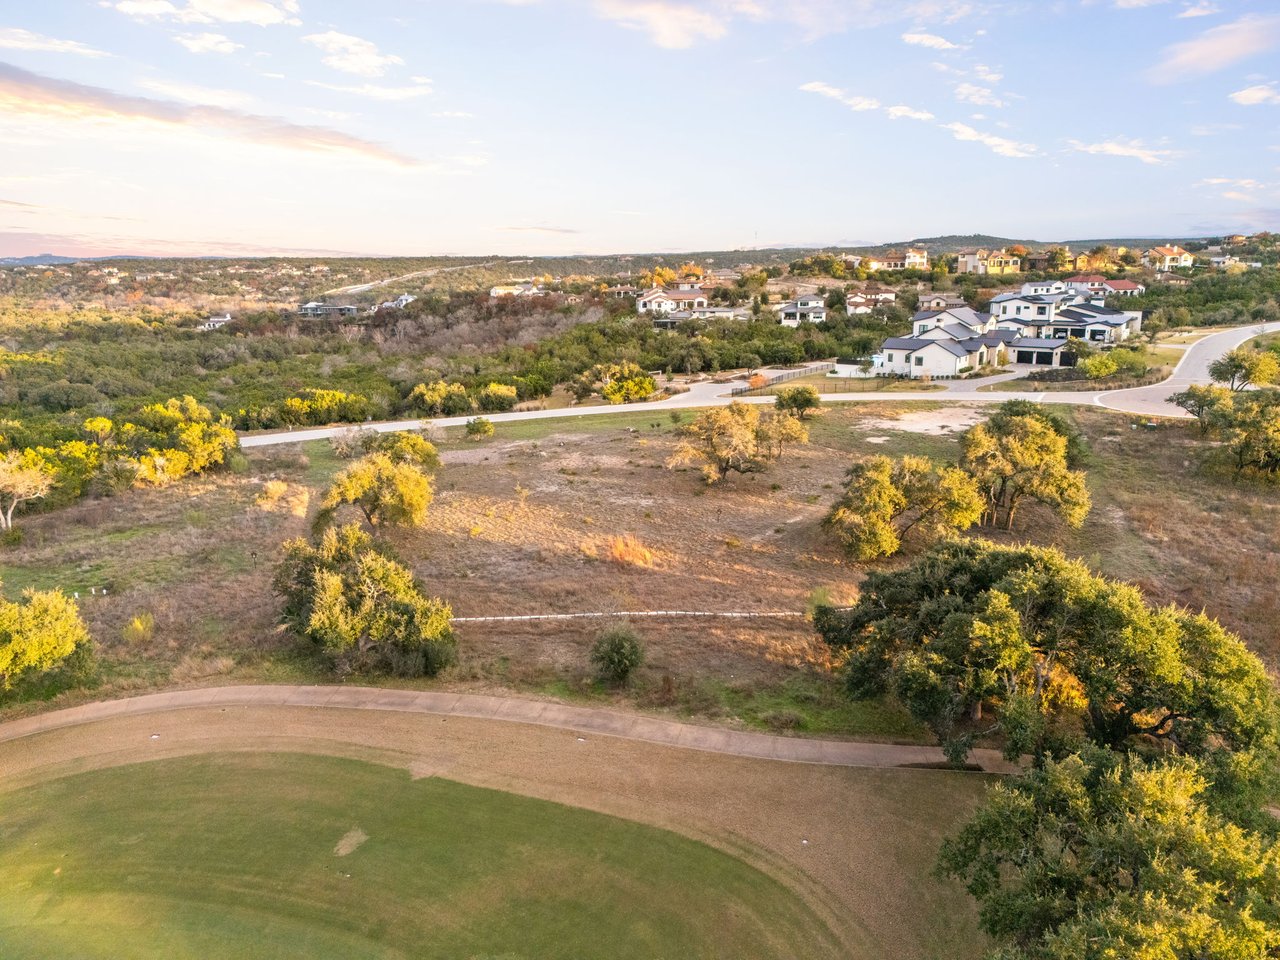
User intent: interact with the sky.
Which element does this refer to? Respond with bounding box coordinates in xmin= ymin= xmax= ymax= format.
xmin=0 ymin=0 xmax=1278 ymax=258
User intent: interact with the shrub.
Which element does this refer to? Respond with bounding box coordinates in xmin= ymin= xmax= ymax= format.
xmin=475 ymin=383 xmax=518 ymax=413
xmin=122 ymin=612 xmax=155 ymax=646
xmin=465 ymin=417 xmax=494 ymax=440
xmin=590 ymin=625 xmax=645 ymax=686
xmin=605 ymin=533 xmax=657 ymax=568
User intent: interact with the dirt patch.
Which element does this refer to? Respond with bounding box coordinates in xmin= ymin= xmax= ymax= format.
xmin=334 ymin=826 xmax=369 ymax=856
xmin=861 ymin=407 xmax=985 ymax=435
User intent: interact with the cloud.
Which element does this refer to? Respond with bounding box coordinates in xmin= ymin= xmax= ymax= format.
xmin=901 ymin=31 xmax=959 ymax=49
xmin=1067 ymin=137 xmax=1177 ymax=164
xmin=500 ymin=225 xmax=581 ymax=235
xmin=0 ymin=28 xmax=109 ymax=58
xmin=972 ymin=63 xmax=1001 ymax=83
xmin=886 ymin=104 xmax=934 ymax=121
xmin=953 ymin=82 xmax=1005 ymax=107
xmin=110 ymin=0 xmax=301 ymax=26
xmin=134 ymin=76 xmax=253 ymax=108
xmin=1200 ymin=177 xmax=1264 ymax=189
xmin=802 ymin=80 xmax=1034 ymax=158
xmin=1146 ymin=14 xmax=1280 ymax=83
xmin=1230 ymin=83 xmax=1280 ymax=105
xmin=942 ymin=122 xmax=1036 ymax=158
xmin=432 ymin=110 xmax=474 ymax=118
xmin=0 ymin=198 xmax=40 ymax=209
xmin=798 ymin=81 xmax=879 ymax=111
xmin=173 ymin=32 xmax=242 ymax=54
xmin=587 ymin=1 xmax=986 ymax=48
xmin=306 ymin=79 xmax=433 ymax=101
xmin=1177 ymin=2 xmax=1218 ymax=17
xmin=0 ymin=61 xmax=415 ymax=165
xmin=590 ymin=0 xmax=727 ymax=49
xmin=302 ymin=31 xmax=404 ymax=77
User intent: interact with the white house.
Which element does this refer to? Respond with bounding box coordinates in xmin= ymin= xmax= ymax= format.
xmin=490 ymin=282 xmax=547 ymax=298
xmin=299 ymin=301 xmax=358 ymax=318
xmin=197 ymin=313 xmax=231 ymax=331
xmin=1100 ymin=279 xmax=1145 ymax=297
xmin=865 ymin=248 xmax=929 ymax=271
xmin=637 ymin=287 xmax=709 ymax=315
xmin=991 ymin=292 xmax=1142 ymax=343
xmin=776 ymin=295 xmax=827 ymax=327
xmin=651 ymin=306 xmax=740 ymax=328
xmin=1142 ymin=245 xmax=1194 ymax=271
xmin=1021 ymin=280 xmax=1068 ymax=295
xmin=918 ymin=292 xmax=969 ymax=311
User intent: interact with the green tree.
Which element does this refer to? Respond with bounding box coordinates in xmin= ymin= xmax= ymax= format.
xmin=0 ymin=586 xmax=92 ymax=691
xmin=319 ymin=452 xmax=434 ymax=529
xmin=815 ymin=540 xmax=1279 ymax=775
xmin=274 ymin=524 xmax=454 ymax=677
xmin=1169 ymin=384 xmax=1232 ymax=434
xmin=938 ymin=750 xmax=1280 ymax=960
xmin=667 ymin=402 xmax=808 ymax=483
xmin=824 ymin=454 xmax=983 ymax=561
xmin=774 ymin=385 xmax=821 ymax=420
xmin=1209 ymin=347 xmax=1278 ymax=391
xmin=0 ymin=450 xmax=54 ymax=531
xmin=360 ymin=431 xmax=441 ymax=471
xmin=960 ymin=413 xmax=1090 ymax=530
xmin=590 ymin=625 xmax=645 ymax=686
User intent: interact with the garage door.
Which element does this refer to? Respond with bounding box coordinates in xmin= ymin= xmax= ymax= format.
xmin=1035 ymin=351 xmax=1054 ymax=365
xmin=1016 ymin=350 xmax=1035 ymax=364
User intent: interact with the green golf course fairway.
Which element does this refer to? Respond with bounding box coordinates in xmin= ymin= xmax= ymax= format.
xmin=0 ymin=752 xmax=841 ymax=959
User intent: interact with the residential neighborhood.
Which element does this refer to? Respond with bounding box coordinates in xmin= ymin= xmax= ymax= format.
xmin=873 ymin=280 xmax=1144 ymax=378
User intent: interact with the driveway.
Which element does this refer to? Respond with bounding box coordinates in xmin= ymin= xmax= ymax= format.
xmin=239 ymin=322 xmax=1279 ymax=449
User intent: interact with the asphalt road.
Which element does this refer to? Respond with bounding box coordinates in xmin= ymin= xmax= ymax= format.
xmin=239 ymin=322 xmax=1279 ymax=449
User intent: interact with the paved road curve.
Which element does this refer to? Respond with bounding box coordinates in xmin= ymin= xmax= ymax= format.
xmin=239 ymin=322 xmax=1279 ymax=448
xmin=0 ymin=685 xmax=1018 ymax=773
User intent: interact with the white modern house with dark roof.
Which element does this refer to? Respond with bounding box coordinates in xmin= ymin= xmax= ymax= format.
xmin=776 ymin=294 xmax=826 ymax=327
xmin=989 ymin=288 xmax=1142 ymax=344
xmin=874 ymin=289 xmax=1144 ymax=378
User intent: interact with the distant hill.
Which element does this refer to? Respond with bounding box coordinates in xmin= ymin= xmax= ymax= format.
xmin=0 ymin=253 xmax=83 ymax=267
xmin=855 ymin=234 xmax=1208 ymax=254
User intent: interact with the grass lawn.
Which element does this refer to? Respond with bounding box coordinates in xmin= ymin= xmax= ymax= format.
xmin=0 ymin=753 xmax=842 ymax=960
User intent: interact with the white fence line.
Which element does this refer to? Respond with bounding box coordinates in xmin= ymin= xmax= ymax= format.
xmin=451 ymin=610 xmax=810 ymax=624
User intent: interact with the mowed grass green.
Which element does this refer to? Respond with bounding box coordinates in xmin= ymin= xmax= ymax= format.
xmin=0 ymin=753 xmax=842 ymax=960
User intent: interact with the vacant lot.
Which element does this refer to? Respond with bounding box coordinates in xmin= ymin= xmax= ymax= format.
xmin=0 ymin=752 xmax=844 ymax=960
xmin=1 ymin=400 xmax=1276 ymax=725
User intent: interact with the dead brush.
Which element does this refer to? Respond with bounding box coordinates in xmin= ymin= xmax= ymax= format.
xmin=605 ymin=533 xmax=658 ymax=569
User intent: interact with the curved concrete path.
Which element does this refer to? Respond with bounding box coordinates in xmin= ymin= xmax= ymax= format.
xmin=0 ymin=684 xmax=1017 ymax=773
xmin=239 ymin=322 xmax=1280 ymax=448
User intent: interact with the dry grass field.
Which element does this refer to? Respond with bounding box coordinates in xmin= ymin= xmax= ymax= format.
xmin=1 ymin=400 xmax=1276 ymax=724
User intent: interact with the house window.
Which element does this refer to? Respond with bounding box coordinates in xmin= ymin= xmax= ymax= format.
xmin=914 ymin=356 xmax=924 ymax=366
xmin=886 ymin=353 xmax=894 ymax=362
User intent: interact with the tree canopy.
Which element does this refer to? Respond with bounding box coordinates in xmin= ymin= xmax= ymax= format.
xmin=274 ymin=524 xmax=454 ymax=677
xmin=938 ymin=749 xmax=1280 ymax=960
xmin=0 ymin=586 xmax=92 ymax=692
xmin=960 ymin=408 xmax=1090 ymax=530
xmin=824 ymin=454 xmax=982 ymax=561
xmin=815 ymin=539 xmax=1278 ymax=783
xmin=319 ymin=452 xmax=435 ymax=529
xmin=667 ymin=401 xmax=808 ymax=483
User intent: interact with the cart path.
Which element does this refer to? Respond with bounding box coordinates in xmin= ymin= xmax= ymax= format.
xmin=0 ymin=684 xmax=1017 ymax=773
